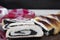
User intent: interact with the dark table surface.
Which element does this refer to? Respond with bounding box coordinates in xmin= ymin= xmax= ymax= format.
xmin=0 ymin=0 xmax=60 ymax=9
xmin=8 ymin=34 xmax=60 ymax=40
xmin=41 ymin=34 xmax=60 ymax=40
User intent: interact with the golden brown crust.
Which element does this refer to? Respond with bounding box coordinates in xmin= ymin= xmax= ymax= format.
xmin=39 ymin=15 xmax=47 ymax=18
xmin=34 ymin=17 xmax=53 ymax=30
xmin=2 ymin=19 xmax=5 ymax=26
xmin=38 ymin=20 xmax=53 ymax=30
xmin=34 ymin=17 xmax=40 ymax=21
xmin=49 ymin=14 xmax=60 ymax=20
xmin=34 ymin=16 xmax=60 ymax=35
xmin=41 ymin=16 xmax=60 ymax=34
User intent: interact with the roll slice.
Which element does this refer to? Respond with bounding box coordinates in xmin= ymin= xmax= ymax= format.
xmin=2 ymin=19 xmax=15 ymax=26
xmin=6 ymin=25 xmax=43 ymax=38
xmin=3 ymin=22 xmax=34 ymax=30
xmin=2 ymin=19 xmax=33 ymax=25
xmin=32 ymin=18 xmax=54 ymax=35
xmin=39 ymin=16 xmax=60 ymax=35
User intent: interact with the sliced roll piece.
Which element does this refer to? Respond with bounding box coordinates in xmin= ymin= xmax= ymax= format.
xmin=3 ymin=21 xmax=34 ymax=30
xmin=6 ymin=25 xmax=44 ymax=38
xmin=2 ymin=19 xmax=34 ymax=30
xmin=37 ymin=16 xmax=60 ymax=35
xmin=2 ymin=19 xmax=15 ymax=26
xmin=32 ymin=18 xmax=54 ymax=36
xmin=2 ymin=19 xmax=33 ymax=25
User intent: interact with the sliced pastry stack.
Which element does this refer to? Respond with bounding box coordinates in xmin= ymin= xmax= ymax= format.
xmin=2 ymin=13 xmax=60 ymax=40
xmin=2 ymin=19 xmax=44 ymax=40
xmin=32 ymin=13 xmax=60 ymax=35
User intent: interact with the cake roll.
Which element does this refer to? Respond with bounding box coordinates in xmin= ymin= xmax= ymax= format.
xmin=6 ymin=25 xmax=43 ymax=40
xmin=3 ymin=21 xmax=34 ymax=30
xmin=2 ymin=19 xmax=34 ymax=30
xmin=2 ymin=19 xmax=15 ymax=26
xmin=33 ymin=16 xmax=50 ymax=24
xmin=2 ymin=19 xmax=34 ymax=25
xmin=32 ymin=18 xmax=54 ymax=36
xmin=38 ymin=16 xmax=60 ymax=35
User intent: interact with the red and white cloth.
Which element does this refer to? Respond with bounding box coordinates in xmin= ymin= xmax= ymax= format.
xmin=0 ymin=30 xmax=6 ymax=40
xmin=0 ymin=6 xmax=8 ymax=23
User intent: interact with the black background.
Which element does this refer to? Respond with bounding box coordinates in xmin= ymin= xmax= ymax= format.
xmin=0 ymin=0 xmax=60 ymax=9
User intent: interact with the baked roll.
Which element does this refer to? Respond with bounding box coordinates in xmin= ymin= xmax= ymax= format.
xmin=3 ymin=20 xmax=34 ymax=30
xmin=32 ymin=17 xmax=54 ymax=36
xmin=38 ymin=16 xmax=60 ymax=35
xmin=6 ymin=25 xmax=43 ymax=39
xmin=2 ymin=19 xmax=34 ymax=30
xmin=2 ymin=19 xmax=33 ymax=25
xmin=2 ymin=19 xmax=15 ymax=26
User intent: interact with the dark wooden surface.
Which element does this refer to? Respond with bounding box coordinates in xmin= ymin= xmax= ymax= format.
xmin=7 ymin=34 xmax=60 ymax=40
xmin=0 ymin=0 xmax=60 ymax=9
xmin=41 ymin=34 xmax=60 ymax=40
